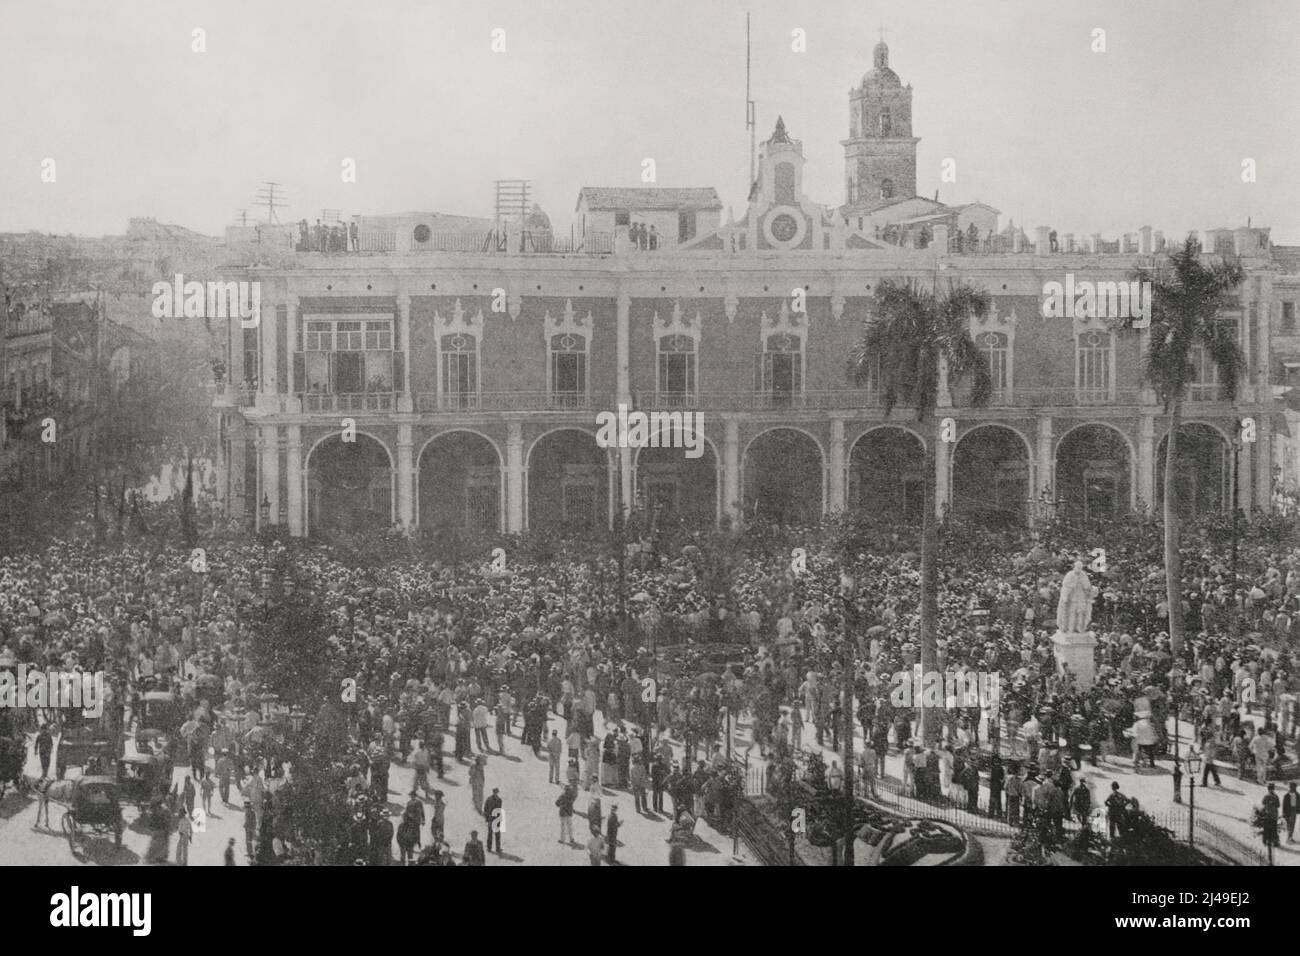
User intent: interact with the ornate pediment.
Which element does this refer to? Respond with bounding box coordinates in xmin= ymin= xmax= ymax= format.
xmin=652 ymin=301 xmax=701 ymax=342
xmin=971 ymin=299 xmax=1018 ymax=341
xmin=433 ymin=299 xmax=484 ymax=338
xmin=760 ymin=299 xmax=807 ymax=341
xmin=543 ymin=299 xmax=593 ymax=341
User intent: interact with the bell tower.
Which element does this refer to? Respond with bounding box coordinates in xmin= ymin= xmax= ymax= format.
xmin=842 ymin=39 xmax=919 ymax=213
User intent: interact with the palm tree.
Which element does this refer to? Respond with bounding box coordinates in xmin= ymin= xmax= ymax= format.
xmin=1127 ymin=236 xmax=1244 ymax=655
xmin=849 ymin=277 xmax=992 ymax=745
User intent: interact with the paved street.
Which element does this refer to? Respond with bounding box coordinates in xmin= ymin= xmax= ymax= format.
xmin=0 ymin=711 xmax=752 ymax=867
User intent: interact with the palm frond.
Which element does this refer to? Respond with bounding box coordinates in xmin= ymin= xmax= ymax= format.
xmin=850 ymin=276 xmax=993 ymax=420
xmin=1133 ymin=234 xmax=1245 ymax=410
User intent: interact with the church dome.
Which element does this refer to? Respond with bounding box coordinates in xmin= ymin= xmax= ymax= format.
xmin=862 ymin=40 xmax=901 ymax=87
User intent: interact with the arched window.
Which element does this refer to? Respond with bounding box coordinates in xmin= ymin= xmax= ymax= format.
xmin=549 ymin=332 xmax=588 ymax=408
xmin=657 ymin=333 xmax=697 ymax=405
xmin=977 ymin=331 xmax=1010 ymax=398
xmin=879 ymin=108 xmax=892 ymax=136
xmin=439 ymin=332 xmax=479 ymax=409
xmin=1076 ymin=330 xmax=1114 ymax=403
xmin=774 ymin=162 xmax=796 ymax=205
xmin=880 ymin=178 xmax=895 ymax=200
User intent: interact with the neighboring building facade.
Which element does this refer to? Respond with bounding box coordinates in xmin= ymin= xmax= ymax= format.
xmin=214 ymin=43 xmax=1287 ymax=537
xmin=1 ymin=296 xmax=153 ymax=482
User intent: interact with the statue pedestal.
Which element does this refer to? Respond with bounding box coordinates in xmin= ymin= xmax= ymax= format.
xmin=1051 ymin=630 xmax=1098 ymax=690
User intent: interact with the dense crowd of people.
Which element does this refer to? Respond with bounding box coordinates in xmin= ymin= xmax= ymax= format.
xmin=1 ymin=499 xmax=1298 ymax=863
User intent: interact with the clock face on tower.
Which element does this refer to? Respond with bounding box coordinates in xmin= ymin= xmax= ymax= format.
xmin=770 ymin=213 xmax=799 ymax=242
xmin=763 ymin=206 xmax=807 ymax=249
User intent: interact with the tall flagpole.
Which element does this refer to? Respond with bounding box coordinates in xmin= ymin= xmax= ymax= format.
xmin=746 ymin=13 xmax=756 ymax=191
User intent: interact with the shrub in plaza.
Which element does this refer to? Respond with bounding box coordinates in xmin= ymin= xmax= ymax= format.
xmin=1104 ymin=810 xmax=1210 ymax=866
xmin=1008 ymin=822 xmax=1052 ymax=866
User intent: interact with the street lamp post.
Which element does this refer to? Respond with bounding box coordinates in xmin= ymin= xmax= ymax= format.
xmin=1185 ymin=751 xmax=1202 ymax=846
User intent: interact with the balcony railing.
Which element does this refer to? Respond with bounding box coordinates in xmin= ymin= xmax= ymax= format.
xmin=300 ymin=392 xmax=394 ymax=412
xmin=673 ymin=389 xmax=881 ymax=411
xmin=639 ymin=391 xmax=699 ymax=409
xmin=288 ymin=385 xmax=1160 ymax=417
xmin=416 ymin=391 xmax=605 ymax=412
xmin=997 ymin=387 xmax=1144 ymax=407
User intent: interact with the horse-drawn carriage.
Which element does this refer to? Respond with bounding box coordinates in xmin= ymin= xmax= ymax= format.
xmin=123 ymin=751 xmax=174 ymax=830
xmin=57 ymin=722 xmax=118 ymax=779
xmin=61 ymin=776 xmax=124 ymax=849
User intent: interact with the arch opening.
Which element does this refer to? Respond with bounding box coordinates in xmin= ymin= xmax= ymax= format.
xmin=849 ymin=427 xmax=925 ymax=522
xmin=307 ymin=433 xmax=393 ymax=533
xmin=1156 ymin=423 xmax=1228 ymax=515
xmin=419 ymin=431 xmax=501 ymax=533
xmin=952 ymin=425 xmax=1029 ymax=526
xmin=528 ymin=429 xmax=609 ymax=531
xmin=1055 ymin=424 xmax=1132 ymax=521
xmin=635 ymin=439 xmax=718 ymax=529
xmin=742 ymin=428 xmax=823 ymax=525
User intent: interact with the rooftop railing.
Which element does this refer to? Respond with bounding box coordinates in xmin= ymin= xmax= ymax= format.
xmin=320 ymin=229 xmax=617 ymax=256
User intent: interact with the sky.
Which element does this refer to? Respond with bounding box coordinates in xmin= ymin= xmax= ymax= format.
xmin=1 ymin=0 xmax=1297 ymax=242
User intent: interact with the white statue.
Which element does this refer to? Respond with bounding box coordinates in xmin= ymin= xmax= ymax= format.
xmin=1056 ymin=560 xmax=1095 ymax=634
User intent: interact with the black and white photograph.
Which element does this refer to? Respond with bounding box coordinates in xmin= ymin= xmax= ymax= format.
xmin=0 ymin=0 xmax=1296 ymax=917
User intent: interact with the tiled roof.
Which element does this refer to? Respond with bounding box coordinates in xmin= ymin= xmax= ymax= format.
xmin=576 ymin=187 xmax=722 ymax=213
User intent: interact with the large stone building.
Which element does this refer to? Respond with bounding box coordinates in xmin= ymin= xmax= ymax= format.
xmin=213 ymin=43 xmax=1297 ymax=537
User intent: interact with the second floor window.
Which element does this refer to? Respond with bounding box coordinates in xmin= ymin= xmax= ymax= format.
xmin=977 ymin=331 xmax=1010 ymax=395
xmin=657 ymin=333 xmax=696 ymax=403
xmin=1283 ymin=301 xmax=1296 ymax=334
xmin=549 ymin=332 xmax=588 ymax=407
xmin=1188 ymin=343 xmax=1219 ymax=401
xmin=440 ymin=332 xmax=478 ymax=408
xmin=1076 ymin=330 xmax=1112 ymax=401
xmin=757 ymin=332 xmax=803 ymax=406
xmin=302 ymin=318 xmax=393 ymax=395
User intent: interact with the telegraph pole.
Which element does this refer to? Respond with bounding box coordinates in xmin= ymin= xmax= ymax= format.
xmin=255 ymin=182 xmax=287 ymax=223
